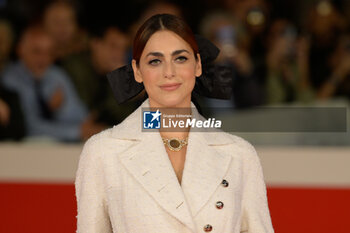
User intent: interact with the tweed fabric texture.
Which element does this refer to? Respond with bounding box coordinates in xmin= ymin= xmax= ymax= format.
xmin=75 ymin=99 xmax=274 ymax=233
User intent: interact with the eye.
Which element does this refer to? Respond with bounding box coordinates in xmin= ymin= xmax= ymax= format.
xmin=148 ymin=59 xmax=161 ymax=66
xmin=175 ymin=56 xmax=188 ymax=63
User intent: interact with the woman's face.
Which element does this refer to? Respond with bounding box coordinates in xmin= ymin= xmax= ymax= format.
xmin=132 ymin=30 xmax=202 ymax=108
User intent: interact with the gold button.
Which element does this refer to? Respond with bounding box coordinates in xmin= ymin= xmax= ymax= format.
xmin=216 ymin=201 xmax=224 ymax=209
xmin=203 ymin=224 xmax=213 ymax=232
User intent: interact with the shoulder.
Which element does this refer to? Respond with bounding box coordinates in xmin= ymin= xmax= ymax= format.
xmin=227 ymin=132 xmax=257 ymax=155
xmin=1 ymin=63 xmax=25 ymax=89
xmin=80 ymin=122 xmax=137 ymax=157
xmin=77 ymin=128 xmax=115 ymax=166
xmin=194 ymin=105 xmax=257 ymax=160
xmin=208 ymin=129 xmax=257 ymax=153
xmin=210 ymin=130 xmax=259 ymax=163
xmin=213 ymin=132 xmax=265 ymax=182
xmin=2 ymin=62 xmax=20 ymax=79
xmin=82 ymin=128 xmax=115 ymax=151
xmin=83 ymin=102 xmax=142 ymax=147
xmin=77 ymin=125 xmax=140 ymax=173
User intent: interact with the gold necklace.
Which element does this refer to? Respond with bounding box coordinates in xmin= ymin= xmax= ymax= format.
xmin=162 ymin=137 xmax=188 ymax=152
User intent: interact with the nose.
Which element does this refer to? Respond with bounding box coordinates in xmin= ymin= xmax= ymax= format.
xmin=163 ymin=60 xmax=175 ymax=78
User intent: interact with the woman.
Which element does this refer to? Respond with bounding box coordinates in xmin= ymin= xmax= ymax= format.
xmin=75 ymin=14 xmax=274 ymax=233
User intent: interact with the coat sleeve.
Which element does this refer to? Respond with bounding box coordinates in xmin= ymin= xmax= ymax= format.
xmin=75 ymin=136 xmax=113 ymax=233
xmin=240 ymin=146 xmax=274 ymax=233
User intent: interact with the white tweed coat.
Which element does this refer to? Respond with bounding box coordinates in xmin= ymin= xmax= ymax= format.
xmin=75 ymin=98 xmax=274 ymax=233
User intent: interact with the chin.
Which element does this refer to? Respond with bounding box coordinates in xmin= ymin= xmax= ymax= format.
xmin=161 ymin=99 xmax=182 ymax=108
xmin=151 ymin=95 xmax=190 ymax=108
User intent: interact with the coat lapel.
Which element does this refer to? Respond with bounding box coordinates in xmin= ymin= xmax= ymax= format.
xmin=181 ymin=130 xmax=233 ymax=217
xmin=113 ymin=99 xmax=196 ymax=232
xmin=112 ymin=99 xmax=233 ymax=231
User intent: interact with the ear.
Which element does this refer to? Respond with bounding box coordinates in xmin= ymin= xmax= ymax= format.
xmin=195 ymin=53 xmax=202 ymax=77
xmin=132 ymin=59 xmax=143 ymax=83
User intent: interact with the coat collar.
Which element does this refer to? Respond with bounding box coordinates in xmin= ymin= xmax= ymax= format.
xmin=111 ymin=99 xmax=233 ymax=232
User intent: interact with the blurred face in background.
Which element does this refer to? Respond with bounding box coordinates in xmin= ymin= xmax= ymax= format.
xmin=308 ymin=0 xmax=346 ymax=42
xmin=18 ymin=29 xmax=54 ymax=78
xmin=224 ymin=0 xmax=269 ymax=35
xmin=267 ymin=20 xmax=297 ymax=59
xmin=90 ymin=28 xmax=129 ymax=74
xmin=43 ymin=2 xmax=77 ymax=46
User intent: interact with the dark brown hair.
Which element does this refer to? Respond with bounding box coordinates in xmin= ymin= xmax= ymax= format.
xmin=132 ymin=14 xmax=198 ymax=64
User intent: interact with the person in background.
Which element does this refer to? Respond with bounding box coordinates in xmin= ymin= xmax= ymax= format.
xmin=43 ymin=0 xmax=88 ymax=61
xmin=306 ymin=0 xmax=347 ymax=92
xmin=0 ymin=83 xmax=26 ymax=141
xmin=1 ymin=25 xmax=104 ymax=142
xmin=317 ymin=33 xmax=350 ymax=100
xmin=0 ymin=19 xmax=14 ymax=73
xmin=200 ymin=11 xmax=264 ymax=108
xmin=62 ymin=25 xmax=142 ymax=126
xmin=223 ymin=0 xmax=271 ymax=86
xmin=265 ymin=19 xmax=314 ymax=104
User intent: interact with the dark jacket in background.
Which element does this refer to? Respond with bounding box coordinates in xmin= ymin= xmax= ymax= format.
xmin=0 ymin=84 xmax=26 ymax=140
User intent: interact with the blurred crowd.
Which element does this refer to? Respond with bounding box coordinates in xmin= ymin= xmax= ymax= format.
xmin=0 ymin=0 xmax=349 ymax=142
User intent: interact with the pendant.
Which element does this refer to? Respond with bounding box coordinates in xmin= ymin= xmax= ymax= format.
xmin=162 ymin=137 xmax=188 ymax=152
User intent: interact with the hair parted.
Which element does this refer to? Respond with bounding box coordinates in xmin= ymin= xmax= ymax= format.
xmin=132 ymin=14 xmax=199 ymax=64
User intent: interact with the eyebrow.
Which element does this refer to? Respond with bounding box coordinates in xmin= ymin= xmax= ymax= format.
xmin=146 ymin=49 xmax=190 ymax=58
